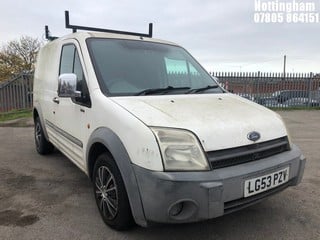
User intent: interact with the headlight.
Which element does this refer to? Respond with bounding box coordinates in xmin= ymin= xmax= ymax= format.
xmin=151 ymin=127 xmax=210 ymax=171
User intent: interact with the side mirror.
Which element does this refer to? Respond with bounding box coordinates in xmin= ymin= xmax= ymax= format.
xmin=58 ymin=73 xmax=81 ymax=98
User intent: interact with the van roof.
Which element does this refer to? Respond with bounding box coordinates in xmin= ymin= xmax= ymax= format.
xmin=53 ymin=31 xmax=179 ymax=46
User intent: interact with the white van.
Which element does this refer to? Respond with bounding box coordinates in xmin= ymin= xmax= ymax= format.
xmin=33 ymin=13 xmax=305 ymax=230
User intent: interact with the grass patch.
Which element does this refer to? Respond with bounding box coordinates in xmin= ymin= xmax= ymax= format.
xmin=0 ymin=109 xmax=32 ymax=122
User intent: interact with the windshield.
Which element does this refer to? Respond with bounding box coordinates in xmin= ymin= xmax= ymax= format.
xmin=87 ymin=38 xmax=222 ymax=96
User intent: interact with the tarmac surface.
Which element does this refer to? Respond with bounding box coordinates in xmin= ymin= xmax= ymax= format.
xmin=0 ymin=111 xmax=319 ymax=240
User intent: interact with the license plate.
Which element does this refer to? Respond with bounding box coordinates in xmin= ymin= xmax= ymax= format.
xmin=244 ymin=167 xmax=290 ymax=198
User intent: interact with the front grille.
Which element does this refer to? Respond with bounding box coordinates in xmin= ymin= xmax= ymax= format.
xmin=207 ymin=137 xmax=290 ymax=169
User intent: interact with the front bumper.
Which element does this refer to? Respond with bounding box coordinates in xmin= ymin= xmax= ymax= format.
xmin=133 ymin=144 xmax=305 ymax=224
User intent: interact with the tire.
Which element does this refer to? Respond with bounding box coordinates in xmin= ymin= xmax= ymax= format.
xmin=93 ymin=153 xmax=134 ymax=230
xmin=34 ymin=117 xmax=54 ymax=155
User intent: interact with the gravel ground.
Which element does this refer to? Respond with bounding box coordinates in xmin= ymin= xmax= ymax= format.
xmin=0 ymin=110 xmax=319 ymax=240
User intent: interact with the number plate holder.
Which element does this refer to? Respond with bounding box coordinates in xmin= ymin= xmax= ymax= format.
xmin=244 ymin=167 xmax=290 ymax=198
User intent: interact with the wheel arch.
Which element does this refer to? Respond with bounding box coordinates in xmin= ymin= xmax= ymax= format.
xmin=87 ymin=142 xmax=112 ymax=180
xmin=33 ymin=108 xmax=39 ymax=120
xmin=33 ymin=105 xmax=50 ymax=141
xmin=86 ymin=127 xmax=147 ymax=227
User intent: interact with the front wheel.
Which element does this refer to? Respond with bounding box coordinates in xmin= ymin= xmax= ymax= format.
xmin=93 ymin=153 xmax=134 ymax=230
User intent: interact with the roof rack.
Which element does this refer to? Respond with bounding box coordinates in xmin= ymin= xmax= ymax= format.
xmin=45 ymin=25 xmax=58 ymax=41
xmin=65 ymin=11 xmax=153 ymax=38
xmin=45 ymin=10 xmax=153 ymax=41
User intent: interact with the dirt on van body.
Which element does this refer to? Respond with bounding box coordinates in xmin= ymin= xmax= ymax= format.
xmin=0 ymin=111 xmax=319 ymax=240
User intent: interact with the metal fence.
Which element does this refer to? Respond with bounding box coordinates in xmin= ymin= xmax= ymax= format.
xmin=0 ymin=72 xmax=319 ymax=113
xmin=212 ymin=72 xmax=320 ymax=108
xmin=0 ymin=74 xmax=33 ymax=113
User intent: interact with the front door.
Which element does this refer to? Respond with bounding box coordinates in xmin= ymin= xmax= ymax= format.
xmin=49 ymin=41 xmax=91 ymax=171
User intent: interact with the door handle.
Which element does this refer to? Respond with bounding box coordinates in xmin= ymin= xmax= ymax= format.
xmin=52 ymin=97 xmax=60 ymax=104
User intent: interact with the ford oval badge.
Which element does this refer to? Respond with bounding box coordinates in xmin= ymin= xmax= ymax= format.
xmin=247 ymin=131 xmax=261 ymax=142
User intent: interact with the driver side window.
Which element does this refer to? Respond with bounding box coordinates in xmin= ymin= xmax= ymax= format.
xmin=59 ymin=44 xmax=91 ymax=107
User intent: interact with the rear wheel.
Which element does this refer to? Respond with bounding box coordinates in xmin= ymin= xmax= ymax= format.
xmin=93 ymin=153 xmax=134 ymax=230
xmin=34 ymin=117 xmax=54 ymax=155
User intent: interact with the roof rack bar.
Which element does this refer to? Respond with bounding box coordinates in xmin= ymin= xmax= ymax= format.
xmin=148 ymin=23 xmax=153 ymax=38
xmin=45 ymin=25 xmax=58 ymax=41
xmin=65 ymin=11 xmax=153 ymax=38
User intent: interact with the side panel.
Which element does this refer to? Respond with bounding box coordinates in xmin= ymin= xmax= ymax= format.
xmin=33 ymin=41 xmax=61 ymax=139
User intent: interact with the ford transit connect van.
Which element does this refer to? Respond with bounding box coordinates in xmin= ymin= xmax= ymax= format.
xmin=33 ymin=13 xmax=305 ymax=230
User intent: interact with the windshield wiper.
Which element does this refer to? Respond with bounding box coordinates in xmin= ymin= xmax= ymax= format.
xmin=135 ymin=86 xmax=190 ymax=96
xmin=186 ymin=85 xmax=219 ymax=94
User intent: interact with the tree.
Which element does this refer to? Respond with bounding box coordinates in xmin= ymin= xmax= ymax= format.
xmin=0 ymin=36 xmax=42 ymax=82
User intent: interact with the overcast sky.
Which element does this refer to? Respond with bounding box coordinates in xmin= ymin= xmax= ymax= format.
xmin=0 ymin=0 xmax=319 ymax=73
